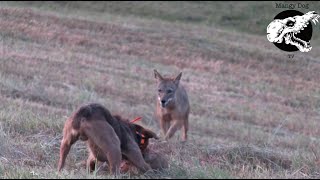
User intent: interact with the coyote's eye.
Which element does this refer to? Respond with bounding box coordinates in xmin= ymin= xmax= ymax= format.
xmin=167 ymin=89 xmax=173 ymax=94
xmin=158 ymin=89 xmax=162 ymax=93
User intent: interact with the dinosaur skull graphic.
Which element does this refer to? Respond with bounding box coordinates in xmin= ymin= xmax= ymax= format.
xmin=267 ymin=11 xmax=320 ymax=52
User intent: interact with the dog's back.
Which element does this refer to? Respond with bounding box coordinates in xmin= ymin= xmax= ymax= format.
xmin=72 ymin=103 xmax=130 ymax=138
xmin=71 ymin=103 xmax=114 ymax=128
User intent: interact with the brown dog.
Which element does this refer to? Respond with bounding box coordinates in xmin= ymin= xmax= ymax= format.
xmin=154 ymin=69 xmax=190 ymax=141
xmin=58 ymin=103 xmax=160 ymax=176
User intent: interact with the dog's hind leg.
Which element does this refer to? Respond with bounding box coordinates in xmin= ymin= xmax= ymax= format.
xmin=82 ymin=121 xmax=122 ymax=176
xmin=86 ymin=152 xmax=96 ymax=173
xmin=58 ymin=120 xmax=79 ymax=172
xmin=122 ymin=140 xmax=151 ymax=173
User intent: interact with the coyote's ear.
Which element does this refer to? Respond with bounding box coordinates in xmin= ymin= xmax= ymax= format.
xmin=174 ymin=72 xmax=182 ymax=86
xmin=154 ymin=69 xmax=164 ymax=81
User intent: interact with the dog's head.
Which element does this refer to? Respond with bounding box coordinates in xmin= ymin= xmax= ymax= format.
xmin=112 ymin=114 xmax=158 ymax=151
xmin=133 ymin=124 xmax=159 ymax=151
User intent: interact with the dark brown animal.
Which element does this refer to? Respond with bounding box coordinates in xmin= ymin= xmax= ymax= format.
xmin=154 ymin=69 xmax=190 ymax=141
xmin=58 ymin=103 xmax=159 ymax=176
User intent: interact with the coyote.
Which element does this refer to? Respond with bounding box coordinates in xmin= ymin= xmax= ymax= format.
xmin=58 ymin=103 xmax=165 ymax=175
xmin=154 ymin=69 xmax=190 ymax=141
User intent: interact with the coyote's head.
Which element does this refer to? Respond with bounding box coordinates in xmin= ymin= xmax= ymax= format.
xmin=154 ymin=69 xmax=182 ymax=108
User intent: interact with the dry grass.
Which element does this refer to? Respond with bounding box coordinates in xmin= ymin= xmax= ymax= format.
xmin=0 ymin=1 xmax=320 ymax=178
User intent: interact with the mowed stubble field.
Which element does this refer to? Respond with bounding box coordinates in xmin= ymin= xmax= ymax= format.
xmin=0 ymin=1 xmax=320 ymax=179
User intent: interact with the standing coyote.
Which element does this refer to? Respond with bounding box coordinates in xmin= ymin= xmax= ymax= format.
xmin=154 ymin=69 xmax=190 ymax=141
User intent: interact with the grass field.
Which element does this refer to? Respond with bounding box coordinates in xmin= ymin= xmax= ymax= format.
xmin=0 ymin=1 xmax=320 ymax=178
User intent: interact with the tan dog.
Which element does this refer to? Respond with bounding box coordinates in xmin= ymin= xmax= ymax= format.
xmin=58 ymin=103 xmax=160 ymax=176
xmin=154 ymin=69 xmax=190 ymax=141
